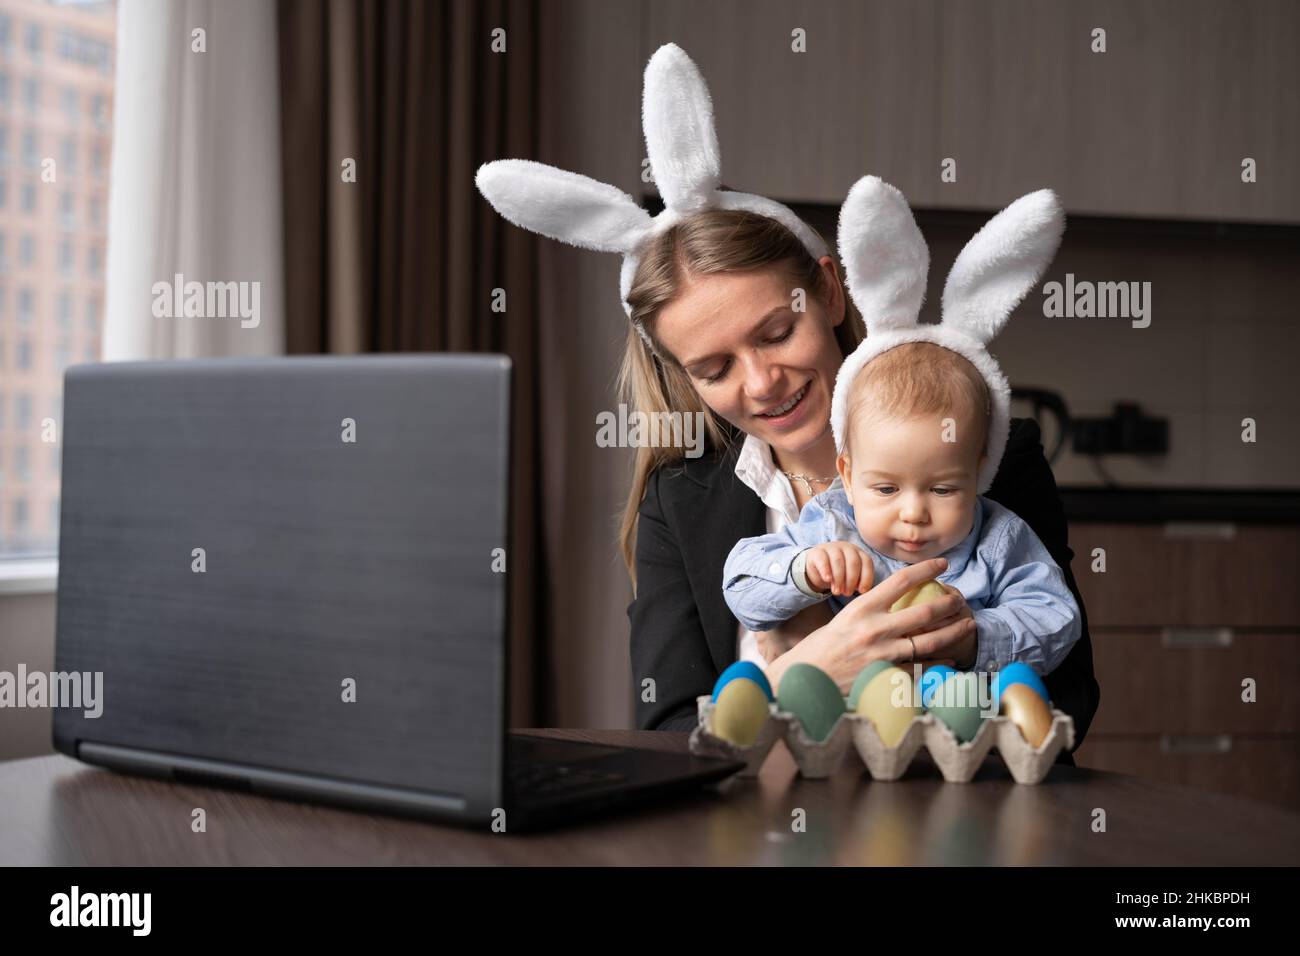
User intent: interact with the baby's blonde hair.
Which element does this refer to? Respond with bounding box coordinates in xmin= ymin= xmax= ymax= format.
xmin=843 ymin=342 xmax=991 ymax=460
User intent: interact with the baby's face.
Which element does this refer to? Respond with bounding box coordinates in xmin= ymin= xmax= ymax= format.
xmin=836 ymin=413 xmax=986 ymax=564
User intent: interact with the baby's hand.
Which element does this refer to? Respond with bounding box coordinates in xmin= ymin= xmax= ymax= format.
xmin=804 ymin=542 xmax=874 ymax=596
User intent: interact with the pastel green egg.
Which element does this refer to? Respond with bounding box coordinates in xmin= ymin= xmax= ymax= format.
xmin=926 ymin=672 xmax=989 ymax=743
xmin=777 ymin=663 xmax=846 ymax=742
xmin=848 ymin=660 xmax=895 ymax=710
xmin=712 ymin=677 xmax=772 ymax=747
xmin=855 ymin=665 xmax=923 ymax=747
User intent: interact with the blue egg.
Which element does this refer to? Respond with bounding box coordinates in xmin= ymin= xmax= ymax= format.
xmin=712 ymin=661 xmax=774 ymax=702
xmin=994 ymin=662 xmax=1050 ymax=704
xmin=918 ymin=664 xmax=957 ymax=708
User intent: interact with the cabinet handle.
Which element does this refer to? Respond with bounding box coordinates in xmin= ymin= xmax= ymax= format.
xmin=1163 ymin=521 xmax=1237 ymax=540
xmin=1161 ymin=628 xmax=1234 ymax=649
xmin=1159 ymin=734 xmax=1233 ymax=756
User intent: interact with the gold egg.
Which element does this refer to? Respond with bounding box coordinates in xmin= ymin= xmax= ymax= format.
xmin=999 ymin=682 xmax=1054 ymax=748
xmin=890 ymin=579 xmax=949 ymax=613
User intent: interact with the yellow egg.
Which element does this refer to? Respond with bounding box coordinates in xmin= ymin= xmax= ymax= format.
xmin=1000 ymin=682 xmax=1054 ymax=748
xmin=712 ymin=677 xmax=771 ymax=747
xmin=855 ymin=666 xmax=923 ymax=747
xmin=889 ymin=579 xmax=949 ymax=613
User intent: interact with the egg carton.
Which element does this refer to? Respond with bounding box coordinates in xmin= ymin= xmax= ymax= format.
xmin=689 ymin=694 xmax=1075 ymax=785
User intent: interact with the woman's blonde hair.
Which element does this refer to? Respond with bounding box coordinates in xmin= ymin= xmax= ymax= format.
xmin=617 ymin=208 xmax=863 ymax=589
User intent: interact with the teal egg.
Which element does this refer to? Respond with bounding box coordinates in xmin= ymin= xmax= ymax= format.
xmin=926 ymin=672 xmax=990 ymax=743
xmin=918 ymin=664 xmax=957 ymax=708
xmin=777 ymin=663 xmax=846 ymax=742
xmin=848 ymin=660 xmax=894 ymax=710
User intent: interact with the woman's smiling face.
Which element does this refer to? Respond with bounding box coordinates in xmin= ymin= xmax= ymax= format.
xmin=651 ymin=257 xmax=847 ymax=458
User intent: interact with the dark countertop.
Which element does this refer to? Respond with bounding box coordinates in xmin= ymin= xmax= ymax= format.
xmin=1059 ymin=487 xmax=1300 ymax=524
xmin=3 ymin=729 xmax=1298 ymax=864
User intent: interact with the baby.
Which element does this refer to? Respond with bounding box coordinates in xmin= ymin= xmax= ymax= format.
xmin=722 ymin=341 xmax=1081 ymax=676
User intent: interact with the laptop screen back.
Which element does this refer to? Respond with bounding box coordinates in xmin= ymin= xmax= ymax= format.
xmin=53 ymin=355 xmax=510 ymax=815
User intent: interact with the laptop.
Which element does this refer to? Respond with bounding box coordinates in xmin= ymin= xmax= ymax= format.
xmin=52 ymin=355 xmax=742 ymax=831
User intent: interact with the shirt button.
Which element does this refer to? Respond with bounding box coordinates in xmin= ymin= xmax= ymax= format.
xmin=769 ymin=562 xmax=781 ymax=575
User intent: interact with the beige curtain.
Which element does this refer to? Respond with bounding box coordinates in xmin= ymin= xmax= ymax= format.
xmin=104 ymin=0 xmax=285 ymax=360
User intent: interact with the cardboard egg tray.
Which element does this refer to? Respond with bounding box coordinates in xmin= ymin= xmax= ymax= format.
xmin=689 ymin=694 xmax=1075 ymax=784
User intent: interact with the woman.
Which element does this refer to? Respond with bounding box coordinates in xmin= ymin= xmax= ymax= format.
xmin=475 ymin=42 xmax=1099 ymax=760
xmin=620 ymin=209 xmax=1099 ymax=761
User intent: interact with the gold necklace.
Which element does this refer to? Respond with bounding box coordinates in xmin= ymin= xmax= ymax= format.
xmin=781 ymin=470 xmax=837 ymax=495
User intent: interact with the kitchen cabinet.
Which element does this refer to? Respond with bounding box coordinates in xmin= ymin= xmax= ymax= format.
xmin=639 ymin=0 xmax=1300 ymax=221
xmin=1069 ymin=520 xmax=1300 ymax=810
xmin=642 ymin=0 xmax=942 ymax=206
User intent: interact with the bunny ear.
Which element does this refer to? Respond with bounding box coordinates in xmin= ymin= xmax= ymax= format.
xmin=642 ymin=44 xmax=721 ymax=212
xmin=475 ymin=159 xmax=652 ymax=254
xmin=836 ymin=176 xmax=929 ymax=333
xmin=941 ymin=189 xmax=1064 ymax=343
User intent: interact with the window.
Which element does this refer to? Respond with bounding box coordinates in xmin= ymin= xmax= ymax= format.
xmin=1 ymin=2 xmax=116 ymax=559
xmin=22 ymin=76 xmax=39 ymax=115
xmin=56 ymin=29 xmax=112 ymax=76
xmin=25 ymin=22 xmax=41 ymax=60
xmin=21 ymin=126 xmax=37 ymax=166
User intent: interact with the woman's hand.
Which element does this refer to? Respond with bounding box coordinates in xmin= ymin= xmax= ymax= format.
xmin=764 ymin=557 xmax=978 ymax=693
xmin=916 ymin=583 xmax=977 ymax=670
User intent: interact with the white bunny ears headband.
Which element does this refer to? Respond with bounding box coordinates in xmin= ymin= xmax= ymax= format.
xmin=830 ymin=177 xmax=1065 ymax=494
xmin=474 ymin=43 xmax=828 ymax=346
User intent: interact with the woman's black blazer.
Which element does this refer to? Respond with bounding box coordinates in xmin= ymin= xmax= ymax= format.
xmin=627 ymin=417 xmax=1100 ymax=763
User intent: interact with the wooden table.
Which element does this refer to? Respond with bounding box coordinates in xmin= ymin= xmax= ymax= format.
xmin=2 ymin=729 xmax=1297 ymax=865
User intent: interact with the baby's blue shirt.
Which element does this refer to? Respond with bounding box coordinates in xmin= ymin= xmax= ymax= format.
xmin=722 ymin=485 xmax=1081 ymax=674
